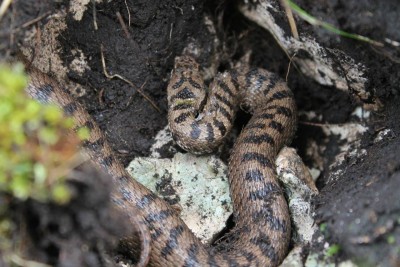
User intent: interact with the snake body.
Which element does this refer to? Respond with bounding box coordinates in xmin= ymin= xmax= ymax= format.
xmin=26 ymin=55 xmax=297 ymax=266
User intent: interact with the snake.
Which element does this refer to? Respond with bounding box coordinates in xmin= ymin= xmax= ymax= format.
xmin=25 ymin=54 xmax=297 ymax=267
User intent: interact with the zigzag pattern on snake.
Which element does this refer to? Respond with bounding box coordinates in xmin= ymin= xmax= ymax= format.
xmin=25 ymin=55 xmax=297 ymax=267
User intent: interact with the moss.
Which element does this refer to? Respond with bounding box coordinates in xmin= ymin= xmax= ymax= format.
xmin=0 ymin=62 xmax=92 ymax=265
xmin=0 ymin=63 xmax=89 ymax=203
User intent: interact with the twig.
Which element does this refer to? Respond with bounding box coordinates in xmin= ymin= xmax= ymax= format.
xmin=285 ymin=52 xmax=297 ymax=81
xmin=92 ymin=0 xmax=98 ymax=30
xmin=299 ymin=121 xmax=366 ymax=128
xmin=0 ymin=11 xmax=50 ymax=38
xmin=98 ymin=88 xmax=105 ymax=106
xmin=280 ymin=0 xmax=299 ymax=39
xmin=100 ymin=44 xmax=161 ymax=112
xmin=169 ymin=23 xmax=173 ymax=43
xmin=116 ymin=11 xmax=131 ymax=39
xmin=9 ymin=254 xmax=52 ymax=267
xmin=126 ymin=79 xmax=148 ymax=108
xmin=299 ymin=121 xmax=329 ymax=127
xmin=0 ymin=0 xmax=13 ymax=22
xmin=7 ymin=0 xmax=14 ymax=52
xmin=20 ymin=11 xmax=51 ymax=28
xmin=124 ymin=0 xmax=131 ymax=27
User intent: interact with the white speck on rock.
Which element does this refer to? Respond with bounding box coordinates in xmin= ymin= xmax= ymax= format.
xmin=374 ymin=128 xmax=395 ymax=143
xmin=321 ymin=123 xmax=367 ymax=143
xmin=299 ymin=110 xmax=323 ymax=121
xmin=309 ymin=168 xmax=321 ymax=181
xmin=351 ymin=106 xmax=370 ymax=120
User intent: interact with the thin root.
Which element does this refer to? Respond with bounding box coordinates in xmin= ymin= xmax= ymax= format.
xmin=100 ymin=44 xmax=161 ymax=112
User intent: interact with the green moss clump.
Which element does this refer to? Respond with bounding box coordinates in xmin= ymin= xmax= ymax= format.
xmin=0 ymin=63 xmax=84 ymax=204
xmin=0 ymin=62 xmax=92 ymax=265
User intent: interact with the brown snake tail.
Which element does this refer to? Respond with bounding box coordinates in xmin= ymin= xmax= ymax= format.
xmin=26 ymin=55 xmax=297 ymax=266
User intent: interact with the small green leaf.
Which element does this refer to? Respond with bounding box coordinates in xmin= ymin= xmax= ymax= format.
xmin=0 ymin=102 xmax=12 ymax=118
xmin=25 ymin=100 xmax=41 ymax=116
xmin=387 ymin=235 xmax=395 ymax=244
xmin=44 ymin=105 xmax=63 ymax=123
xmin=51 ymin=183 xmax=71 ymax=204
xmin=0 ymin=218 xmax=12 ymax=231
xmin=63 ymin=117 xmax=75 ymax=129
xmin=10 ymin=175 xmax=31 ymax=200
xmin=325 ymin=244 xmax=340 ymax=257
xmin=0 ymin=172 xmax=5 ymax=184
xmin=0 ymin=63 xmax=27 ymax=93
xmin=13 ymin=162 xmax=31 ymax=176
xmin=38 ymin=127 xmax=59 ymax=145
xmin=33 ymin=163 xmax=47 ymax=184
xmin=319 ymin=223 xmax=327 ymax=232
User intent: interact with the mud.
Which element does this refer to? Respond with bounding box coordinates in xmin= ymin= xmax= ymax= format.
xmin=1 ymin=0 xmax=399 ymax=266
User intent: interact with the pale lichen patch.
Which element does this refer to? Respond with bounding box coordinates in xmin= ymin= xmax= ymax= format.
xmin=149 ymin=125 xmax=177 ymax=158
xmin=20 ymin=10 xmax=68 ymax=81
xmin=70 ymin=49 xmax=91 ymax=75
xmin=127 ymin=152 xmax=231 ymax=243
xmin=277 ymin=147 xmax=318 ymax=245
xmin=69 ymin=0 xmax=104 ymax=21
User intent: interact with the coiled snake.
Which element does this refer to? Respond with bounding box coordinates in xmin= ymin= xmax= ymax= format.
xmin=26 ymin=55 xmax=297 ymax=266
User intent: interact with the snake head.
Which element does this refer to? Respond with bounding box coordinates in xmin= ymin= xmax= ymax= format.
xmin=173 ymin=56 xmax=200 ymax=78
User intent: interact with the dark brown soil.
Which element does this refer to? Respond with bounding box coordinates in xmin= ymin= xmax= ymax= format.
xmin=1 ymin=0 xmax=399 ymax=266
xmin=1 ymin=163 xmax=136 ymax=267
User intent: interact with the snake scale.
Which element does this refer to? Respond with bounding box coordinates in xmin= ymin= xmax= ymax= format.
xmin=25 ymin=54 xmax=297 ymax=267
